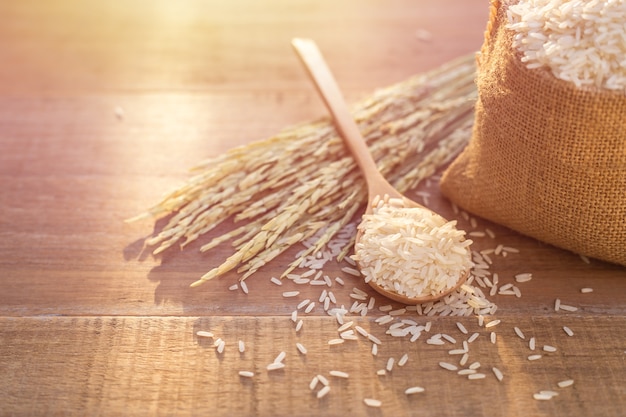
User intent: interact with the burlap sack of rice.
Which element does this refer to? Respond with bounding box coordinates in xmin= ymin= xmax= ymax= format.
xmin=440 ymin=0 xmax=626 ymax=266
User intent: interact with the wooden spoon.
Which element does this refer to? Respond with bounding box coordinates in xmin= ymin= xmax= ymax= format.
xmin=291 ymin=38 xmax=469 ymax=304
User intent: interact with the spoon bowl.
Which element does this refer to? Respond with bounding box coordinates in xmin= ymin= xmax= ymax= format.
xmin=292 ymin=38 xmax=470 ymax=304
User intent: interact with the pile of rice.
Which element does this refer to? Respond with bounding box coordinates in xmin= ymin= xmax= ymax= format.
xmin=506 ymin=0 xmax=626 ymax=91
xmin=352 ymin=196 xmax=473 ymax=299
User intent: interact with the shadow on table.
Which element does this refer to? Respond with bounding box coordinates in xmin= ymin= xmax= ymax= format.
xmin=123 ymin=214 xmax=275 ymax=315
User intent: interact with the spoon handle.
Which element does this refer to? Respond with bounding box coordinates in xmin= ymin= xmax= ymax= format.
xmin=291 ymin=38 xmax=381 ymax=181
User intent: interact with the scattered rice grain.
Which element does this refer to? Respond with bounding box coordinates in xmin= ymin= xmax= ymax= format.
xmin=405 ymin=386 xmax=425 ymax=395
xmin=460 ymin=353 xmax=469 ymax=366
xmin=439 ymin=362 xmax=458 ymax=371
xmin=329 ymin=370 xmax=349 ymax=378
xmin=283 ymin=291 xmax=300 ymax=298
xmin=386 ymin=357 xmax=395 ymax=372
xmin=492 ymin=367 xmax=504 ymax=382
xmin=273 ymin=351 xmax=286 ymax=364
xmin=341 ymin=267 xmax=361 ymax=277
xmin=398 ymin=353 xmax=409 ymax=367
xmin=309 ymin=376 xmax=319 ymax=391
xmin=458 ymin=369 xmax=476 ymax=375
xmin=317 ymin=374 xmax=329 ymax=386
xmin=296 ymin=342 xmax=307 ymax=355
xmin=363 ymin=398 xmax=382 ymax=408
xmin=368 ymin=334 xmax=382 ymax=345
xmin=559 ymin=304 xmax=578 ymax=312
xmin=316 ymin=385 xmax=330 ymax=399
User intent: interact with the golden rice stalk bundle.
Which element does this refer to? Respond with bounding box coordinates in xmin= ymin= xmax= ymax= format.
xmin=127 ymin=54 xmax=478 ymax=286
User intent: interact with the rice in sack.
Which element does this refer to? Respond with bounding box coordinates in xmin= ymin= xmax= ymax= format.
xmin=440 ymin=0 xmax=626 ymax=266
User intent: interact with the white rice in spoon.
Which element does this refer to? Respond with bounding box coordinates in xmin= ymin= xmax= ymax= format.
xmin=352 ymin=196 xmax=473 ymax=298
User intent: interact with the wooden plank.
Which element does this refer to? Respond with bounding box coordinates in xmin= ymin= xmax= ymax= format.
xmin=1 ymin=316 xmax=625 ymax=417
xmin=2 ymin=196 xmax=625 ymax=317
xmin=0 ymin=0 xmax=488 ymax=95
xmin=1 ymin=0 xmax=625 ymax=415
xmin=2 ymin=150 xmax=625 ymax=317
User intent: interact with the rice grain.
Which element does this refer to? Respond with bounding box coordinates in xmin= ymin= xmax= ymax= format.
xmin=317 ymin=385 xmax=331 ymax=399
xmin=439 ymin=362 xmax=458 ymax=371
xmin=317 ymin=374 xmax=329 ymax=386
xmin=309 ymin=376 xmax=319 ymax=391
xmin=404 ymin=386 xmax=425 ymax=395
xmin=283 ymin=291 xmax=300 ymax=298
xmin=353 ymin=198 xmax=473 ymax=300
xmin=363 ymin=398 xmax=382 ymax=408
xmin=398 ymin=353 xmax=409 ymax=367
xmin=507 ymin=0 xmax=626 ymax=90
xmin=266 ymin=362 xmax=285 ymax=371
xmin=296 ymin=342 xmax=307 ymax=355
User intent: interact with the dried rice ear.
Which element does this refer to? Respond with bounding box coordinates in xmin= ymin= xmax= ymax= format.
xmin=440 ymin=0 xmax=626 ymax=266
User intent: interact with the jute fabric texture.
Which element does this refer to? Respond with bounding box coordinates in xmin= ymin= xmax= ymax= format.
xmin=440 ymin=0 xmax=626 ymax=266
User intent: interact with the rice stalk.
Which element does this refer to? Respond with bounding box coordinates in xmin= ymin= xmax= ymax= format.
xmin=128 ymin=53 xmax=478 ymax=287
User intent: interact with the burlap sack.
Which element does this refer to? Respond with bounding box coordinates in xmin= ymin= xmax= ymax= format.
xmin=440 ymin=0 xmax=626 ymax=266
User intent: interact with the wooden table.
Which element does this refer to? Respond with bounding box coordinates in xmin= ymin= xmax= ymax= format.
xmin=1 ymin=1 xmax=625 ymax=416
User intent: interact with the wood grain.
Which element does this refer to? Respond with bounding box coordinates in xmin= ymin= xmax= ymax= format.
xmin=0 ymin=0 xmax=624 ymax=416
xmin=1 ymin=316 xmax=625 ymax=417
